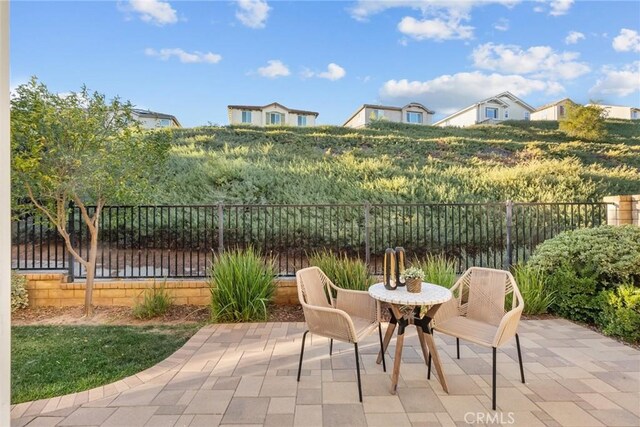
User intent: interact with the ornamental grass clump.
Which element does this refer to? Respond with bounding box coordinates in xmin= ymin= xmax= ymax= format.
xmin=415 ymin=254 xmax=457 ymax=289
xmin=208 ymin=247 xmax=276 ymax=322
xmin=309 ymin=250 xmax=373 ymax=291
xmin=132 ymin=280 xmax=173 ymax=319
xmin=512 ymin=264 xmax=555 ymax=315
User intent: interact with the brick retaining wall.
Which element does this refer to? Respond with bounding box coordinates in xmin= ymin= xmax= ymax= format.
xmin=22 ymin=273 xmax=299 ymax=307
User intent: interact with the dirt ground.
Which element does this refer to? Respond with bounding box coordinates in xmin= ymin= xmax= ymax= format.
xmin=12 ymin=304 xmax=306 ymax=326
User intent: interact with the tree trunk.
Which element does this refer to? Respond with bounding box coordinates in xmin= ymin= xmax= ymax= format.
xmin=84 ymin=230 xmax=99 ymax=317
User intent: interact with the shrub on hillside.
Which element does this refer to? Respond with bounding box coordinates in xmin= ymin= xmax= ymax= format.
xmin=559 ymin=102 xmax=607 ymax=141
xmin=11 ymin=272 xmax=29 ymax=312
xmin=597 ymin=285 xmax=640 ymax=344
xmin=208 ymin=248 xmax=276 ymax=322
xmin=309 ymin=250 xmax=373 ymax=292
xmin=528 ymin=225 xmax=640 ymax=287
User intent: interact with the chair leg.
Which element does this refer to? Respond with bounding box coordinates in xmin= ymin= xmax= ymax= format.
xmin=330 ymin=338 xmax=333 ymax=356
xmin=378 ymin=323 xmax=386 ymax=372
xmin=354 ymin=343 xmax=363 ymax=402
xmin=427 ymin=353 xmax=432 ymax=379
xmin=515 ymin=333 xmax=525 ymax=384
xmin=492 ymin=347 xmax=497 ymax=411
xmin=456 ymin=337 xmax=460 ymax=359
xmin=297 ymin=330 xmax=309 ymax=382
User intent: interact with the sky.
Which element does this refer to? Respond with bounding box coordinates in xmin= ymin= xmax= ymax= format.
xmin=10 ymin=0 xmax=640 ymax=127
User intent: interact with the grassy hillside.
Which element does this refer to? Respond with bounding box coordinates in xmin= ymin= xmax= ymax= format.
xmin=150 ymin=120 xmax=640 ymax=205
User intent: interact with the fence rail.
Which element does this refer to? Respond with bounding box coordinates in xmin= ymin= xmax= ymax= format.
xmin=11 ymin=201 xmax=608 ymax=279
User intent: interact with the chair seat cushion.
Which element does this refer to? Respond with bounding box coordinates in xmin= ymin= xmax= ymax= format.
xmin=434 ymin=316 xmax=497 ymax=348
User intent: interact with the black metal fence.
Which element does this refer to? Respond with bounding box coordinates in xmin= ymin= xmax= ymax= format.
xmin=11 ymin=202 xmax=608 ymax=279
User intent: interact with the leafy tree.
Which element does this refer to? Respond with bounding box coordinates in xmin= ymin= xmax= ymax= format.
xmin=559 ymin=101 xmax=607 ymax=140
xmin=11 ymin=78 xmax=169 ymax=316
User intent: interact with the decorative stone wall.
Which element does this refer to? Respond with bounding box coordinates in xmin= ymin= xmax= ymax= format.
xmin=22 ymin=273 xmax=299 ymax=307
xmin=603 ymin=195 xmax=639 ymax=226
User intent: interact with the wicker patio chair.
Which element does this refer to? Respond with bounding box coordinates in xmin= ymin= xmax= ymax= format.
xmin=296 ymin=266 xmax=386 ymax=402
xmin=430 ymin=267 xmax=525 ymax=410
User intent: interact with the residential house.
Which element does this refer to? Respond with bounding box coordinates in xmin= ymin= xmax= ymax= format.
xmin=132 ymin=109 xmax=181 ymax=129
xmin=433 ymin=92 xmax=535 ymax=127
xmin=531 ymin=98 xmax=574 ymax=121
xmin=343 ymin=102 xmax=435 ymax=128
xmin=227 ymin=102 xmax=318 ymax=126
xmin=585 ymin=103 xmax=640 ymax=120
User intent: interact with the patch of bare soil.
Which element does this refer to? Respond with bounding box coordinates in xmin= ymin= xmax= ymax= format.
xmin=12 ymin=304 xmax=307 ymax=325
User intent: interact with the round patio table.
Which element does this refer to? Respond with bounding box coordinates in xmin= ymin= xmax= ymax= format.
xmin=368 ymin=282 xmax=452 ymax=394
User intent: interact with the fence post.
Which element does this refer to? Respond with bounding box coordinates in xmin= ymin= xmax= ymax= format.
xmin=505 ymin=200 xmax=513 ymax=270
xmin=67 ymin=201 xmax=75 ymax=282
xmin=364 ymin=202 xmax=371 ymax=266
xmin=217 ymin=202 xmax=224 ymax=253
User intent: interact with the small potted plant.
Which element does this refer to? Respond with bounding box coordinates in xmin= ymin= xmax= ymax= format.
xmin=401 ymin=266 xmax=425 ymax=293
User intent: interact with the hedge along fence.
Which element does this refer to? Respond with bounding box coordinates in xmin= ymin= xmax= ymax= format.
xmin=12 ymin=201 xmax=607 ymax=279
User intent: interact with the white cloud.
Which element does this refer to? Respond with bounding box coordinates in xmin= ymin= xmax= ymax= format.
xmin=236 ymin=0 xmax=270 ymax=29
xmin=590 ymin=61 xmax=640 ymax=97
xmin=398 ymin=16 xmax=473 ymax=41
xmin=612 ymin=28 xmax=640 ymax=53
xmin=472 ymin=42 xmax=590 ymax=80
xmin=549 ymin=0 xmax=573 ymax=16
xmin=257 ymin=60 xmax=290 ymax=78
xmin=318 ymin=63 xmax=347 ymax=81
xmin=380 ymin=72 xmax=563 ymax=115
xmin=126 ymin=0 xmax=178 ymax=25
xmin=565 ymin=31 xmax=585 ymax=45
xmin=494 ymin=18 xmax=509 ymax=31
xmin=301 ymin=63 xmax=347 ymax=81
xmin=144 ymin=48 xmax=222 ymax=64
xmin=349 ymin=1 xmax=519 ymax=41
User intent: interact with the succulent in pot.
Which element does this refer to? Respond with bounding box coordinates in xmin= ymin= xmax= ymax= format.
xmin=401 ymin=267 xmax=425 ymax=293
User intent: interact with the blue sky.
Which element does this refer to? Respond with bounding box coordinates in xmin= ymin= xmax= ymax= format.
xmin=11 ymin=0 xmax=640 ymax=127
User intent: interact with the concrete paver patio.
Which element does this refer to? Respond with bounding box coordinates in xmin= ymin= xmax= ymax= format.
xmin=11 ymin=319 xmax=640 ymax=426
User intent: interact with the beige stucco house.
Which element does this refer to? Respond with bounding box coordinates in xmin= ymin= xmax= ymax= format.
xmin=132 ymin=109 xmax=181 ymax=129
xmin=531 ymin=98 xmax=574 ymax=121
xmin=342 ymin=102 xmax=435 ymax=128
xmin=433 ymin=92 xmax=534 ymax=128
xmin=585 ymin=103 xmax=640 ymax=120
xmin=228 ymin=102 xmax=318 ymax=126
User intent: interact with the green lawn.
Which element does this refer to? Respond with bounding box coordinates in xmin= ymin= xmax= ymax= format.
xmin=11 ymin=324 xmax=201 ymax=404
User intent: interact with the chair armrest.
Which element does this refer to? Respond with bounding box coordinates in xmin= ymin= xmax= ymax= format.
xmin=492 ymin=305 xmax=523 ymax=347
xmin=334 ymin=288 xmax=379 ymax=323
xmin=302 ymin=304 xmax=358 ymax=343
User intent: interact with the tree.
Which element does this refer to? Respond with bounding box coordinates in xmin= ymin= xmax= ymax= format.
xmin=559 ymin=101 xmax=608 ymax=141
xmin=11 ymin=78 xmax=169 ymax=316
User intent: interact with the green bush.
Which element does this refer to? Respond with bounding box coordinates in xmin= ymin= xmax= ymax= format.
xmin=414 ymin=254 xmax=456 ymax=289
xmin=559 ymin=102 xmax=607 ymax=141
xmin=11 ymin=272 xmax=29 ymax=312
xmin=309 ymin=250 xmax=373 ymax=291
xmin=513 ymin=264 xmax=555 ymax=315
xmin=132 ymin=280 xmax=173 ymax=319
xmin=528 ymin=225 xmax=640 ymax=287
xmin=546 ymin=265 xmax=601 ymax=323
xmin=208 ymin=248 xmax=276 ymax=322
xmin=597 ymin=285 xmax=640 ymax=344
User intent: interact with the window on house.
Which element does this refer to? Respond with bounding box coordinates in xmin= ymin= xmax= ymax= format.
xmin=485 ymin=107 xmax=498 ymax=119
xmin=504 ymin=109 xmax=509 ymax=119
xmin=558 ymin=105 xmax=565 ymax=117
xmin=267 ymin=112 xmax=284 ymax=125
xmin=159 ymin=119 xmax=171 ymax=126
xmin=633 ymin=110 xmax=639 ymax=119
xmin=524 ymin=111 xmax=530 ymax=121
xmin=297 ymin=115 xmax=307 ymax=126
xmin=241 ymin=111 xmax=252 ymax=123
xmin=406 ymin=112 xmax=423 ymax=124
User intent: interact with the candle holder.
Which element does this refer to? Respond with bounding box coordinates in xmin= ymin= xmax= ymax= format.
xmin=395 ymin=247 xmax=406 ymax=287
xmin=383 ymin=248 xmax=397 ymax=290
